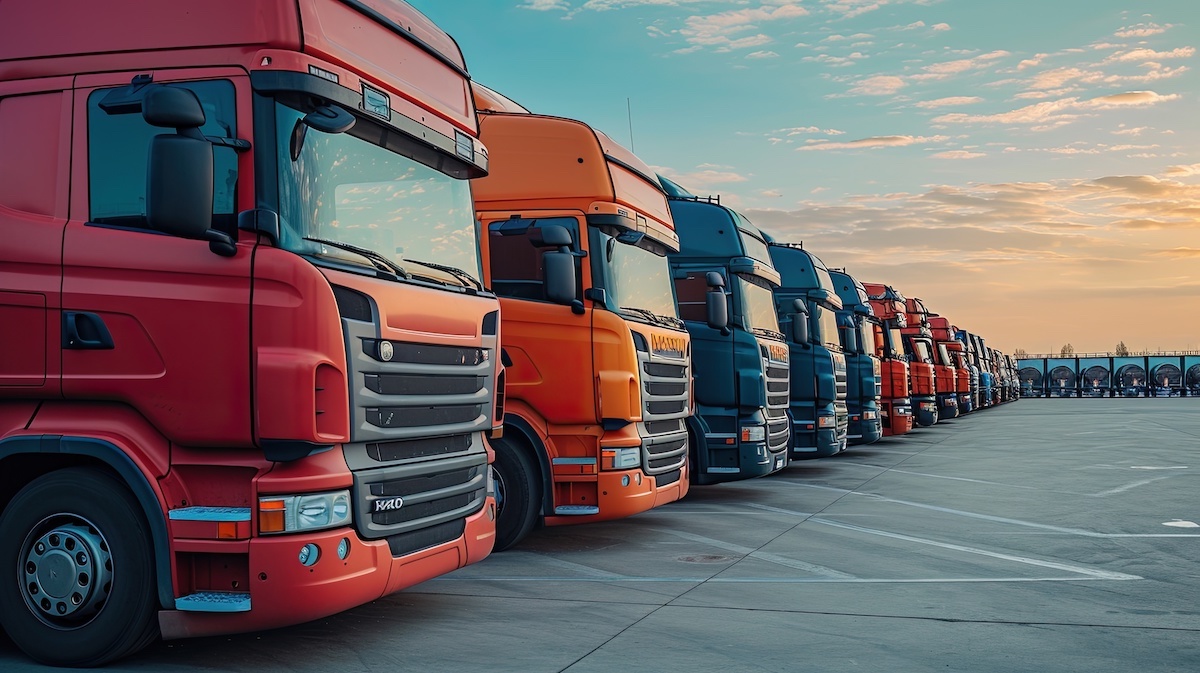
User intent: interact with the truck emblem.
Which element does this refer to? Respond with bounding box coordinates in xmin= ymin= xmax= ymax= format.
xmin=378 ymin=340 xmax=394 ymax=362
xmin=768 ymin=344 xmax=789 ymax=363
xmin=373 ymin=496 xmax=404 ymax=513
xmin=651 ymin=334 xmax=686 ymax=358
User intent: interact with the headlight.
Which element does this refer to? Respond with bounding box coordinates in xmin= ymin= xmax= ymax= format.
xmin=602 ymin=447 xmax=641 ymax=470
xmin=863 ymin=410 xmax=877 ymax=420
xmin=740 ymin=425 xmax=766 ymax=442
xmin=259 ymin=490 xmax=352 ymax=534
xmin=817 ymin=416 xmax=836 ymax=429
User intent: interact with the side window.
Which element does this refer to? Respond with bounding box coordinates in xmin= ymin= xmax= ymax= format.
xmin=487 ymin=217 xmax=580 ymax=302
xmin=87 ymin=79 xmax=237 ymax=231
xmin=673 ymin=272 xmax=710 ymax=323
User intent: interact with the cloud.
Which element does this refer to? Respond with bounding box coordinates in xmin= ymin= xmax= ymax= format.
xmin=773 ymin=125 xmax=846 ymax=136
xmin=1112 ymin=126 xmax=1149 ymax=136
xmin=1103 ymin=47 xmax=1196 ymax=63
xmin=1017 ymin=53 xmax=1049 ymax=70
xmin=679 ymin=3 xmax=808 ymax=50
xmin=823 ymin=0 xmax=889 ymax=19
xmin=915 ymin=96 xmax=985 ymax=109
xmin=932 ymin=150 xmax=985 ymax=159
xmin=760 ymin=189 xmax=783 ymax=198
xmin=932 ymin=90 xmax=1181 ymax=129
xmin=824 ymin=32 xmax=874 ymax=42
xmin=1164 ymin=163 xmax=1200 ymax=177
xmin=897 ymin=21 xmax=924 ymax=30
xmin=1114 ymin=22 xmax=1173 ymax=38
xmin=847 ymin=74 xmax=906 ymax=95
xmin=921 ymin=50 xmax=1010 ymax=78
xmin=796 ymin=134 xmax=948 ymax=151
xmin=803 ymin=52 xmax=868 ymax=66
xmin=931 ymin=23 xmax=951 ymax=31
xmin=518 ymin=0 xmax=569 ymax=9
xmin=654 ymin=165 xmax=749 ymax=192
xmin=1152 ymin=247 xmax=1200 ymax=258
xmin=746 ymin=49 xmax=780 ymax=59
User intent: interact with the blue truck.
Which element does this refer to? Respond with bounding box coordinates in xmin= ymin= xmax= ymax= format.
xmin=765 ymin=241 xmax=850 ymax=458
xmin=660 ymin=177 xmax=790 ymax=483
xmin=828 ymin=268 xmax=883 ymax=445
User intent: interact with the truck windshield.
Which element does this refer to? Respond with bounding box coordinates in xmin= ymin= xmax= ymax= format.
xmin=859 ymin=319 xmax=878 ymax=356
xmin=937 ymin=343 xmax=952 ymax=366
xmin=813 ymin=305 xmax=841 ymax=351
xmin=737 ymin=277 xmax=782 ymax=338
xmin=273 ymin=101 xmax=481 ymax=288
xmin=913 ymin=340 xmax=933 ymax=363
xmin=888 ymin=328 xmax=905 ymax=359
xmin=599 ymin=231 xmax=679 ymax=323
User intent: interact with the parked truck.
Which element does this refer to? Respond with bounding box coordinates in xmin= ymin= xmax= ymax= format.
xmin=861 ymin=283 xmax=914 ymax=436
xmin=471 ymin=85 xmax=690 ymax=550
xmin=904 ymin=298 xmax=957 ymax=422
xmin=660 ymin=179 xmax=790 ymax=481
xmin=764 ymin=242 xmax=850 ymax=457
xmin=933 ymin=318 xmax=973 ymax=413
xmin=828 ymin=269 xmax=883 ymax=444
xmin=0 ymin=0 xmax=503 ymax=665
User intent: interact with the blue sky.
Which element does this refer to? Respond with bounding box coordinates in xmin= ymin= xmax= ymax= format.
xmin=409 ymin=1 xmax=1199 ymax=354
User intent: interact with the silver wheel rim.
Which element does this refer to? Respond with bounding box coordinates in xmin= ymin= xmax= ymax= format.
xmin=19 ymin=514 xmax=115 ymax=630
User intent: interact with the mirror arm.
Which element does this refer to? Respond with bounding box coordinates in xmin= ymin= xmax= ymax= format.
xmin=204 ymin=229 xmax=237 ymax=258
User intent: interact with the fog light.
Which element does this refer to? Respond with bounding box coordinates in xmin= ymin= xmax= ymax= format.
xmin=298 ymin=544 xmax=320 ymax=567
xmin=621 ymin=475 xmax=631 ymax=487
xmin=635 ymin=473 xmax=643 ymax=485
xmin=337 ymin=538 xmax=350 ymax=561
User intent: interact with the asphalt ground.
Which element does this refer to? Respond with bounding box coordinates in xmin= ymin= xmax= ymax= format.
xmin=3 ymin=398 xmax=1198 ymax=672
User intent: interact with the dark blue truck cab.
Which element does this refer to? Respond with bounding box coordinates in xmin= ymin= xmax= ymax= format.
xmin=828 ymin=269 xmax=883 ymax=445
xmin=765 ymin=242 xmax=849 ymax=458
xmin=660 ymin=178 xmax=790 ymax=483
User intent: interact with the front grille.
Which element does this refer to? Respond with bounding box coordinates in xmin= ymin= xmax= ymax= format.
xmin=366 ymin=405 xmax=483 ymax=428
xmin=353 ymin=452 xmax=488 ymax=540
xmin=655 ymin=469 xmax=682 ymax=487
xmin=763 ymin=352 xmax=790 ymax=455
xmin=366 ymin=434 xmax=471 ymax=462
xmin=637 ymin=342 xmax=691 ymax=476
xmin=366 ymin=342 xmax=485 ymax=366
xmin=364 ymin=373 xmax=484 ymax=396
xmin=386 ymin=519 xmax=465 ymax=557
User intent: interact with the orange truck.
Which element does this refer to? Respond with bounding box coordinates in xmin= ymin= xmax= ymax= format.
xmin=0 ymin=0 xmax=503 ymax=665
xmin=862 ymin=283 xmax=914 ymax=436
xmin=471 ymin=85 xmax=691 ymax=550
xmin=929 ymin=315 xmax=973 ymax=413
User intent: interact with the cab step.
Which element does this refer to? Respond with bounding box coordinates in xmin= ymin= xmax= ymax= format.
xmin=175 ymin=591 xmax=252 ymax=613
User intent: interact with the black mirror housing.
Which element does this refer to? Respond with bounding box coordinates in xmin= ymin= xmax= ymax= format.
xmin=792 ymin=313 xmax=809 ymax=345
xmin=705 ymin=271 xmax=725 ymax=289
xmin=705 ymin=289 xmax=728 ymax=331
xmin=533 ymin=224 xmax=573 ymax=248
xmin=142 ymin=86 xmax=206 ymax=128
xmin=543 ymin=251 xmax=577 ymax=305
xmin=147 ymin=135 xmax=213 ymax=239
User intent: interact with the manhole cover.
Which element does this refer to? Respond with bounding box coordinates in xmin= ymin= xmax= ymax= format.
xmin=677 ymin=554 xmax=736 ymax=564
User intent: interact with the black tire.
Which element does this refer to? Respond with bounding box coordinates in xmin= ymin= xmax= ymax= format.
xmin=0 ymin=466 xmax=159 ymax=666
xmin=490 ymin=435 xmax=541 ymax=552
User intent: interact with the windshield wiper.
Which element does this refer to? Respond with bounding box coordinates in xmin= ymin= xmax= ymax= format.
xmin=405 ymin=258 xmax=483 ymax=292
xmin=303 ymin=237 xmax=411 ymax=280
xmin=619 ymin=306 xmax=683 ymax=329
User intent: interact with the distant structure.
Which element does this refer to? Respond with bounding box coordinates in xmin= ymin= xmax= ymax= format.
xmin=1016 ymin=351 xmax=1200 ymax=398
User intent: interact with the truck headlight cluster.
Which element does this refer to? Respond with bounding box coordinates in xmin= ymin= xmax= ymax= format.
xmin=603 ymin=447 xmax=641 ymax=470
xmin=740 ymin=425 xmax=766 ymax=442
xmin=863 ymin=410 xmax=878 ymax=420
xmin=259 ymin=490 xmax=353 ymax=534
xmin=817 ymin=416 xmax=836 ymax=429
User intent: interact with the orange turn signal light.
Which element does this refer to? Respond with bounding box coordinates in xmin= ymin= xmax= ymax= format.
xmin=259 ymin=499 xmax=286 ymax=534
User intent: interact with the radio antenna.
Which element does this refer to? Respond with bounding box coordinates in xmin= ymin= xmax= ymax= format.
xmin=627 ymin=97 xmax=635 ymax=152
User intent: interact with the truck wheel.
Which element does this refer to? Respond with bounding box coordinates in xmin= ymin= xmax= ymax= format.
xmin=0 ymin=467 xmax=159 ymax=666
xmin=490 ymin=435 xmax=541 ymax=551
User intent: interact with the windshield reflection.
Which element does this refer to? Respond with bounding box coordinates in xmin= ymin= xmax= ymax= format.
xmin=737 ymin=277 xmax=781 ymax=337
xmin=274 ymin=102 xmax=481 ymax=287
xmin=600 ymin=231 xmax=679 ymax=322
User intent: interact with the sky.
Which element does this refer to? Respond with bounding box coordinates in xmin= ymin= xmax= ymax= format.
xmin=408 ymin=0 xmax=1199 ymax=355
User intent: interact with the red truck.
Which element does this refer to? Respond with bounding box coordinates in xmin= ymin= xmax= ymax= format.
xmin=929 ymin=316 xmax=973 ymax=413
xmin=0 ymin=0 xmax=501 ymax=665
xmin=861 ymin=283 xmax=914 ymax=436
xmin=906 ymin=298 xmax=958 ymax=422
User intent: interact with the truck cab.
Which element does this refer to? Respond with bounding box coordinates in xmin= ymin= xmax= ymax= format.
xmin=767 ymin=242 xmax=851 ymax=457
xmin=471 ymin=86 xmax=691 ymax=549
xmin=904 ymin=298 xmax=957 ymax=423
xmin=0 ymin=0 xmax=499 ymax=664
xmin=862 ymin=283 xmax=914 ymax=436
xmin=661 ymin=178 xmax=789 ymax=482
xmin=828 ymin=269 xmax=883 ymax=444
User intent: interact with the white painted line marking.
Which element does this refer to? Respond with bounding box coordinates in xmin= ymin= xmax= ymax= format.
xmin=810 ymin=519 xmax=1142 ymax=581
xmin=500 ymin=552 xmax=623 ymax=579
xmin=652 ymin=528 xmax=857 ymax=579
xmin=850 ymin=464 xmax=1055 ymax=492
xmin=1163 ymin=520 xmax=1200 ymax=528
xmin=783 ymin=482 xmax=1200 ymax=538
xmin=743 ymin=503 xmax=816 ymax=517
xmin=1130 ymin=466 xmax=1188 ymax=470
xmin=1094 ymin=476 xmax=1172 ymax=496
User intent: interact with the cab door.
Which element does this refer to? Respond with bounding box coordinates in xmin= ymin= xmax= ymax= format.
xmin=62 ymin=69 xmax=255 ymax=452
xmin=0 ymin=79 xmax=71 ymax=398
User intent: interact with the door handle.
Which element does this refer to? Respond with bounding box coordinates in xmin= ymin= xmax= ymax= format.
xmin=62 ymin=311 xmax=114 ymax=350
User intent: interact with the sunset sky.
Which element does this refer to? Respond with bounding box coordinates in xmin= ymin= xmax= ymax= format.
xmin=410 ymin=0 xmax=1199 ymax=355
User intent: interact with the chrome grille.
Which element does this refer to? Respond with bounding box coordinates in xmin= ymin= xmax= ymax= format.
xmin=637 ymin=340 xmax=691 ymax=476
xmin=763 ymin=355 xmax=790 ymax=455
xmin=351 ymin=449 xmax=488 ymax=541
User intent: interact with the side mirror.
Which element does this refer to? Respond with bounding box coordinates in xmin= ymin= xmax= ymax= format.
xmin=792 ymin=298 xmax=808 ymax=315
xmin=543 ymin=250 xmax=577 ymax=305
xmin=791 ymin=312 xmax=809 ymax=345
xmin=144 ymin=88 xmax=213 ymax=241
xmin=705 ymin=271 xmax=725 ymax=289
xmin=705 ymin=271 xmax=728 ymax=331
xmin=844 ymin=322 xmax=859 ymax=353
xmin=533 ymin=224 xmax=574 ymax=248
